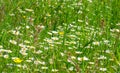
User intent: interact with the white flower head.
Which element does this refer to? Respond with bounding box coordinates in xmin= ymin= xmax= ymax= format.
xmin=19 ymin=49 xmax=28 ymax=56
xmin=88 ymin=62 xmax=95 ymax=65
xmin=26 ymin=26 xmax=30 ymax=29
xmin=98 ymin=55 xmax=107 ymax=60
xmin=83 ymin=56 xmax=89 ymax=61
xmin=0 ymin=45 xmax=3 ymax=48
xmin=93 ymin=41 xmax=100 ymax=46
xmin=24 ymin=40 xmax=30 ymax=44
xmin=77 ymin=57 xmax=82 ymax=61
xmin=60 ymin=52 xmax=65 ymax=57
xmin=88 ymin=0 xmax=92 ymax=3
xmin=69 ymin=66 xmax=74 ymax=71
xmin=52 ymin=69 xmax=58 ymax=72
xmin=41 ymin=67 xmax=48 ymax=70
xmin=34 ymin=50 xmax=43 ymax=54
xmin=99 ymin=68 xmax=107 ymax=71
xmin=75 ymin=51 xmax=82 ymax=54
xmin=71 ymin=56 xmax=76 ymax=60
xmin=78 ymin=56 xmax=89 ymax=61
xmin=10 ymin=30 xmax=20 ymax=36
xmin=3 ymin=54 xmax=9 ymax=59
xmin=105 ymin=50 xmax=111 ymax=54
xmin=51 ymin=37 xmax=59 ymax=40
xmin=25 ymin=8 xmax=34 ymax=12
xmin=19 ymin=43 xmax=26 ymax=48
xmin=51 ymin=31 xmax=58 ymax=34
xmin=26 ymin=59 xmax=32 ymax=63
xmin=9 ymin=40 xmax=17 ymax=45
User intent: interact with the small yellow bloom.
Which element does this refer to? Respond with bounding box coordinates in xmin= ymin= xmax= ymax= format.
xmin=46 ymin=13 xmax=51 ymax=17
xmin=59 ymin=31 xmax=64 ymax=35
xmin=13 ymin=58 xmax=23 ymax=63
xmin=23 ymin=16 xmax=26 ymax=18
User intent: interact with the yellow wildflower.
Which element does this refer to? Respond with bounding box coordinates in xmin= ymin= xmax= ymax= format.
xmin=59 ymin=31 xmax=64 ymax=35
xmin=13 ymin=58 xmax=23 ymax=63
xmin=23 ymin=16 xmax=26 ymax=19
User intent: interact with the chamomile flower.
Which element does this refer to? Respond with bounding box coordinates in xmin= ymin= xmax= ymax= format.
xmin=99 ymin=68 xmax=107 ymax=71
xmin=25 ymin=8 xmax=34 ymax=12
xmin=93 ymin=41 xmax=100 ymax=46
xmin=0 ymin=45 xmax=3 ymax=48
xmin=9 ymin=40 xmax=17 ymax=45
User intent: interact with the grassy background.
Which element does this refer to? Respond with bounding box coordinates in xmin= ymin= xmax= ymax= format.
xmin=0 ymin=0 xmax=120 ymax=73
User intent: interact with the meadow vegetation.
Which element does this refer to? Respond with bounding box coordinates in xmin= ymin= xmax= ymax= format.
xmin=0 ymin=0 xmax=120 ymax=73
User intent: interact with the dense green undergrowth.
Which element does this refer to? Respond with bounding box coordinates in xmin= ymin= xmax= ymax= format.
xmin=0 ymin=0 xmax=120 ymax=73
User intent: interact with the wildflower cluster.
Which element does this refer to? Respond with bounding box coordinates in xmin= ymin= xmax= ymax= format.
xmin=0 ymin=0 xmax=119 ymax=73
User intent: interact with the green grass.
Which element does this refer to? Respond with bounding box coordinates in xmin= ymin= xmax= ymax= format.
xmin=0 ymin=0 xmax=120 ymax=73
